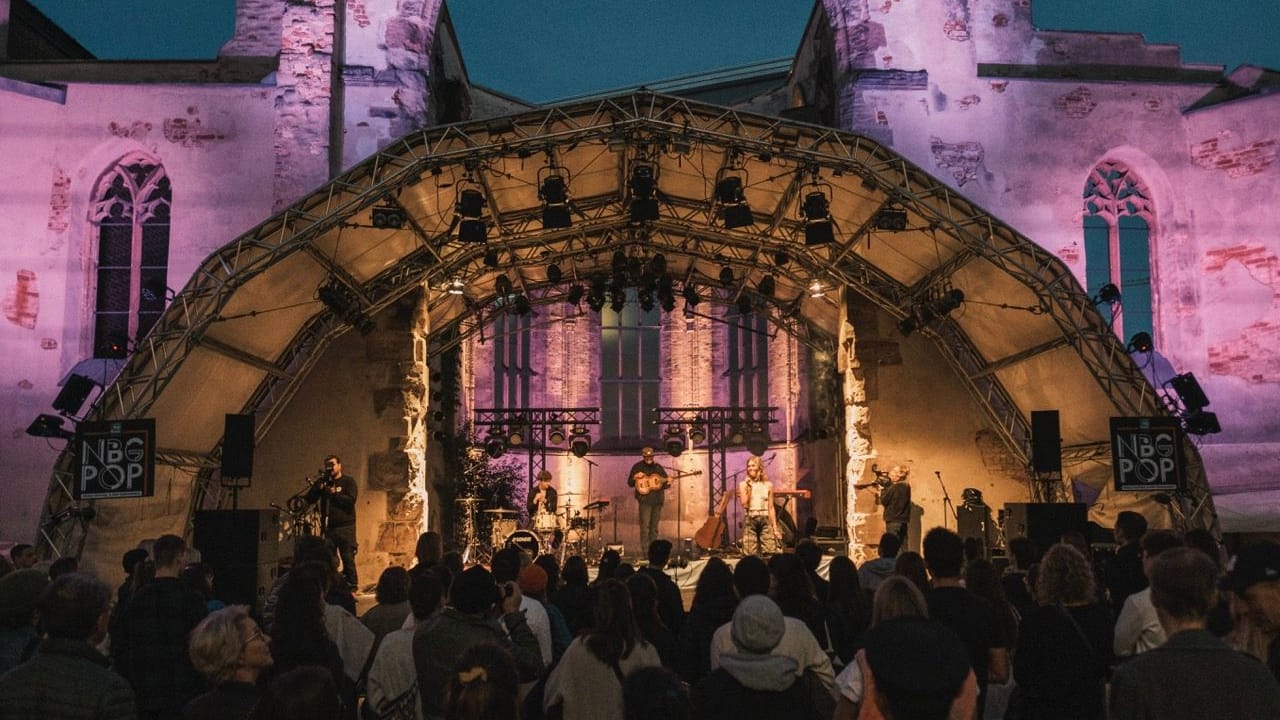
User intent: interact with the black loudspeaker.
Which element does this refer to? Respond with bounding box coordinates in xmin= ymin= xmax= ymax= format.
xmin=957 ymin=504 xmax=996 ymax=555
xmin=1030 ymin=410 xmax=1061 ymax=473
xmin=192 ymin=509 xmax=280 ymax=609
xmin=1003 ymin=503 xmax=1087 ymax=555
xmin=221 ymin=413 xmax=255 ymax=479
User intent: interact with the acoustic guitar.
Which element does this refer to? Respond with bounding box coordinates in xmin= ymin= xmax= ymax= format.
xmin=632 ymin=468 xmax=701 ymax=495
xmin=693 ymin=491 xmax=732 ymax=550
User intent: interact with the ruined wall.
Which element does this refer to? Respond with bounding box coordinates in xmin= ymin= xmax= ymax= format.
xmin=0 ymin=82 xmax=276 ymax=541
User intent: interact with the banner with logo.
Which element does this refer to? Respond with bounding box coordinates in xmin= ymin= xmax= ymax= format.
xmin=1110 ymin=417 xmax=1184 ymax=493
xmin=75 ymin=419 xmax=156 ymax=499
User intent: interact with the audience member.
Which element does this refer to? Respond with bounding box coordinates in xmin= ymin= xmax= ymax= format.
xmin=1223 ymin=540 xmax=1280 ymax=681
xmin=544 ymin=579 xmax=661 ymax=720
xmin=675 ymin=556 xmax=735 ymax=683
xmin=251 ymin=665 xmax=341 ymax=720
xmin=626 ymin=572 xmax=677 ymax=667
xmin=638 ymin=540 xmax=686 ymax=635
xmin=185 ymin=605 xmax=272 ymax=720
xmin=180 ymin=562 xmax=225 ymax=614
xmin=1113 ymin=529 xmax=1182 ymax=657
xmin=7 ymin=545 xmax=36 ymax=571
xmin=444 ymin=642 xmax=521 ymax=720
xmin=1012 ymin=542 xmax=1113 ymax=720
xmin=0 ymin=555 xmax=13 ymax=581
xmin=114 ymin=533 xmax=208 ymax=720
xmin=794 ymin=540 xmax=830 ymax=601
xmin=1111 ymin=547 xmax=1280 ymax=719
xmin=290 ymin=561 xmax=373 ymax=689
xmin=533 ymin=554 xmax=562 ymax=596
xmin=48 ymin=556 xmax=79 ymax=580
xmin=858 ymin=533 xmax=901 ymax=594
xmin=413 ymin=566 xmax=542 ymax=720
xmin=0 ymin=572 xmax=136 ymax=719
xmin=1104 ymin=511 xmax=1149 ymax=613
xmin=1001 ymin=537 xmax=1036 ymax=614
xmin=922 ymin=527 xmax=1007 ymax=719
xmin=861 ymin=615 xmax=977 ymax=720
xmin=554 ymin=555 xmax=592 ymax=636
xmin=520 ymin=564 xmax=572 ymax=662
xmin=363 ymin=566 xmax=413 ymax=647
xmin=263 ymin=535 xmax=348 ymax=631
xmin=0 ymin=569 xmax=49 ymax=674
xmin=623 ymin=666 xmax=691 ymax=720
xmin=414 ymin=532 xmax=444 ymax=571
xmin=770 ymin=553 xmax=846 ymax=668
xmin=367 ymin=570 xmax=446 ymax=720
xmin=268 ymin=562 xmax=351 ymax=714
xmin=833 ymin=576 xmax=935 ymax=719
xmin=1182 ymin=528 xmax=1233 ymax=636
xmin=491 ymin=547 xmax=552 ymax=666
xmin=891 ymin=552 xmax=929 ymax=595
xmin=692 ymin=595 xmax=821 ymax=720
xmin=827 ymin=555 xmax=872 ymax=661
xmin=961 ymin=558 xmax=1017 ymax=719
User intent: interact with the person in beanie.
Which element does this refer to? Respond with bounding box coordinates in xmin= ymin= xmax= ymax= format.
xmin=692 ymin=595 xmax=822 ymax=720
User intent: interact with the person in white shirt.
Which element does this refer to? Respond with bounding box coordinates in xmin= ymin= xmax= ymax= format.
xmin=1114 ymin=530 xmax=1183 ymax=657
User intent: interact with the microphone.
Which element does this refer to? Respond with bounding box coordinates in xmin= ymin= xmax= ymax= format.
xmin=935 ymin=471 xmax=942 ymax=479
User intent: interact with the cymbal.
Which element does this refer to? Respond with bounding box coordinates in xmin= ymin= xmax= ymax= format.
xmin=455 ymin=496 xmax=481 ymax=503
xmin=482 ymin=508 xmax=518 ymax=515
xmin=558 ymin=492 xmax=582 ymax=497
xmin=583 ymin=500 xmax=611 ymax=511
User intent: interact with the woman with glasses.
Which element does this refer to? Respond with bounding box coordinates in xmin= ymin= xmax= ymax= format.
xmin=185 ymin=605 xmax=273 ymax=720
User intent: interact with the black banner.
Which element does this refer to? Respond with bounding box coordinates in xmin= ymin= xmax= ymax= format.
xmin=1110 ymin=417 xmax=1183 ymax=492
xmin=75 ymin=419 xmax=156 ymax=499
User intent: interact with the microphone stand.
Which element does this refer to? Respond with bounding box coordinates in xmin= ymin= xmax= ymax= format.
xmin=934 ymin=471 xmax=957 ymax=529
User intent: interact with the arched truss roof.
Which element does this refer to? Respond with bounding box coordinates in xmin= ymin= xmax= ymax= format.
xmin=42 ymin=91 xmax=1210 ymax=543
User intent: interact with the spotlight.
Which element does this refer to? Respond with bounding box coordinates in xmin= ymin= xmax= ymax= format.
xmin=548 ymin=424 xmax=567 ymax=445
xmin=682 ymin=283 xmax=701 ymax=309
xmin=1166 ymin=373 xmax=1210 ymax=413
xmin=629 ymin=163 xmax=660 ymax=223
xmin=540 ymin=172 xmax=572 ymax=229
xmin=546 ymin=264 xmax=563 ymax=284
xmin=587 ymin=277 xmax=607 ymax=312
xmin=727 ymin=425 xmax=745 ymax=445
xmin=1127 ymin=332 xmax=1153 ymax=353
xmin=507 ymin=421 xmax=526 ymax=447
xmin=371 ymin=203 xmax=407 ymax=229
xmin=447 ymin=277 xmax=466 ymax=295
xmin=808 ymin=279 xmax=825 ymax=298
xmin=1093 ymin=283 xmax=1122 ymax=305
xmin=566 ymin=284 xmax=585 ymax=305
xmin=688 ymin=422 xmax=706 ymax=445
xmin=1184 ymin=410 xmax=1221 ymax=435
xmin=639 ymin=287 xmax=655 ymax=312
xmin=26 ymin=413 xmax=75 ymax=440
xmin=773 ymin=250 xmax=790 ymax=266
xmin=649 ymin=254 xmax=667 ymax=276
xmin=483 ymin=249 xmax=500 ymax=267
xmin=456 ymin=188 xmax=487 ymax=243
xmin=719 ymin=266 xmax=735 ymax=286
xmin=872 ymin=207 xmax=908 ymax=231
xmin=570 ymin=426 xmax=591 ymax=458
xmin=52 ymin=374 xmax=97 ymax=417
xmin=610 ymin=286 xmax=627 ymax=313
xmin=931 ymin=289 xmax=965 ymax=315
xmin=495 ymin=275 xmax=513 ymax=297
xmin=657 ymin=286 xmax=676 ymax=313
xmin=664 ymin=426 xmax=686 ymax=457
xmin=757 ymin=275 xmax=776 ymax=298
xmin=612 ymin=251 xmax=629 ymax=274
xmin=801 ymin=190 xmax=835 ymax=246
xmin=715 ymin=176 xmax=753 ymax=229
xmin=744 ymin=425 xmax=770 ymax=456
xmin=483 ymin=428 xmax=506 ymax=458
xmin=512 ymin=294 xmax=532 ymax=316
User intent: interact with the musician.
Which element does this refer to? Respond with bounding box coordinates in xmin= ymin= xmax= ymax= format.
xmin=627 ymin=447 xmax=669 ymax=552
xmin=527 ymin=470 xmax=558 ymax=517
xmin=878 ymin=465 xmax=911 ymax=542
xmin=306 ymin=454 xmax=359 ymax=589
xmin=737 ymin=456 xmax=778 ymax=555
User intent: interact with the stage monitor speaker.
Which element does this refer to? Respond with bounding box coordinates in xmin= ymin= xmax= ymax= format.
xmin=192 ymin=509 xmax=280 ymax=609
xmin=221 ymin=413 xmax=255 ymax=479
xmin=1003 ymin=502 xmax=1087 ymax=555
xmin=1031 ymin=410 xmax=1061 ymax=473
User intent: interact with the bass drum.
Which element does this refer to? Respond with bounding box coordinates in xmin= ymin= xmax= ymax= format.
xmin=505 ymin=529 xmax=544 ymax=556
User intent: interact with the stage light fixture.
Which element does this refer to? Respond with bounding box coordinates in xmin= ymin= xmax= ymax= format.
xmin=682 ymin=283 xmax=701 ymax=309
xmin=744 ymin=424 xmax=769 ymax=457
xmin=658 ymin=287 xmax=676 ymax=313
xmin=52 ymin=374 xmax=98 ymax=417
xmin=494 ymin=274 xmax=514 ymax=297
xmin=736 ymin=294 xmax=752 ymax=316
xmin=456 ymin=188 xmax=488 ymax=243
xmin=483 ymin=428 xmax=507 ymax=458
xmin=512 ymin=294 xmax=532 ymax=316
xmin=447 ymin=277 xmax=466 ymax=295
xmin=1166 ymin=373 xmax=1210 ymax=413
xmin=808 ymin=279 xmax=825 ymax=298
xmin=931 ymin=288 xmax=965 ymax=315
xmin=727 ymin=425 xmax=746 ymax=446
xmin=1183 ymin=410 xmax=1221 ymax=435
xmin=688 ymin=422 xmax=706 ymax=445
xmin=483 ymin=249 xmax=500 ymax=267
xmin=548 ymin=422 xmax=567 ymax=445
xmin=566 ymin=284 xmax=585 ymax=306
xmin=546 ymin=264 xmax=563 ymax=284
xmin=757 ymin=275 xmax=776 ymax=298
xmin=371 ymin=203 xmax=407 ymax=229
xmin=570 ymin=426 xmax=591 ymax=458
xmin=612 ymin=251 xmax=629 ymax=274
xmin=1093 ymin=283 xmax=1122 ymax=305
xmin=628 ymin=163 xmax=660 ymax=223
xmin=587 ymin=277 xmax=607 ymax=312
xmin=773 ymin=250 xmax=790 ymax=266
xmin=664 ymin=425 xmax=686 ymax=457
xmin=719 ymin=266 xmax=735 ymax=286
xmin=872 ymin=207 xmax=908 ymax=231
xmin=715 ymin=175 xmax=753 ymax=229
xmin=540 ymin=172 xmax=572 ymax=229
xmin=26 ymin=413 xmax=75 ymax=440
xmin=638 ymin=287 xmax=655 ymax=312
xmin=801 ymin=190 xmax=835 ymax=246
xmin=610 ymin=286 xmax=627 ymax=312
xmin=649 ymin=254 xmax=667 ymax=276
xmin=507 ymin=420 xmax=527 ymax=447
xmin=1127 ymin=332 xmax=1154 ymax=353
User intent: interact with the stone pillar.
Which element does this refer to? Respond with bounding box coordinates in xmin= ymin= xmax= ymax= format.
xmin=840 ymin=308 xmax=875 ymax=564
xmin=273 ymin=0 xmax=335 ymax=210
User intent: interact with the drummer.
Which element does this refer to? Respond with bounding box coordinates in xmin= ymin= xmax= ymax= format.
xmin=527 ymin=470 xmax=558 ymax=518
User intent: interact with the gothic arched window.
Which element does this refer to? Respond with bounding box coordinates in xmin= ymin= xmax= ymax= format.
xmin=600 ymin=290 xmax=661 ymax=443
xmin=726 ymin=304 xmax=769 ymax=409
xmin=1083 ymin=161 xmax=1153 ymax=341
xmin=492 ymin=310 xmax=532 ymax=410
xmin=89 ymin=156 xmax=171 ymax=358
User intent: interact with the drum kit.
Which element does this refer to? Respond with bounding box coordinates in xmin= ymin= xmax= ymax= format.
xmin=455 ymin=492 xmax=611 ymax=563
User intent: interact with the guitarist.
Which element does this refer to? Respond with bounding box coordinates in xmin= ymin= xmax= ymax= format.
xmin=737 ymin=456 xmax=778 ymax=555
xmin=627 ymin=447 xmax=669 ymax=553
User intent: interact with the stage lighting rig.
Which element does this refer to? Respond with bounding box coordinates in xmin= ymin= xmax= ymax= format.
xmin=26 ymin=413 xmax=75 ymax=440
xmin=455 ymin=186 xmax=488 ymax=243
xmin=628 ymin=162 xmax=660 ymax=223
xmin=370 ymin=203 xmax=407 ymax=229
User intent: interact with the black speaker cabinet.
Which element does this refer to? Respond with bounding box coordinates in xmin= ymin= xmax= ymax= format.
xmin=957 ymin=504 xmax=997 ymax=555
xmin=1031 ymin=410 xmax=1061 ymax=473
xmin=220 ymin=413 xmax=256 ymax=480
xmin=1003 ymin=502 xmax=1087 ymax=555
xmin=192 ymin=509 xmax=280 ymax=609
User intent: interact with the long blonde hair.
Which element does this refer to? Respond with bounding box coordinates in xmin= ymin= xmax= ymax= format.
xmin=871 ymin=576 xmax=929 ymax=626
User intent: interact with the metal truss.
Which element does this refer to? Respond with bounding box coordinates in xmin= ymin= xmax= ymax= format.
xmin=472 ymin=407 xmax=601 ymax=488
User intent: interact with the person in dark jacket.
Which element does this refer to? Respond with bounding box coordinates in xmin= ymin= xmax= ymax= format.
xmin=692 ymin=595 xmax=820 ymax=720
xmin=675 ymin=556 xmax=736 ymax=683
xmin=626 ymin=572 xmax=678 ymax=668
xmin=0 ymin=572 xmax=136 ymax=720
xmin=554 ymin=555 xmax=592 ymax=636
xmin=638 ymin=540 xmax=686 ymax=635
xmin=114 ymin=534 xmax=208 ymax=720
xmin=185 ymin=605 xmax=272 ymax=720
xmin=0 ymin=568 xmax=48 ymax=674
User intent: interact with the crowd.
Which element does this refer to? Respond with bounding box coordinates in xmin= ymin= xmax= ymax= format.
xmin=2 ymin=515 xmax=1280 ymax=720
